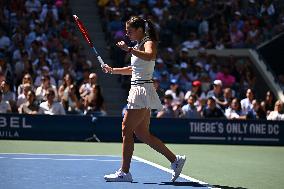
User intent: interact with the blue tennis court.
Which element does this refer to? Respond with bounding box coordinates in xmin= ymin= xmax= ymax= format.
xmin=0 ymin=153 xmax=215 ymax=189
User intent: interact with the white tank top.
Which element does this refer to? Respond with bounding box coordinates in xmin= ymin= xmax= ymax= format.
xmin=130 ymin=36 xmax=155 ymax=82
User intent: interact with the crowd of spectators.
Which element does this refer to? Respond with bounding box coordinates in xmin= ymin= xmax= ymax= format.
xmin=0 ymin=0 xmax=283 ymax=120
xmin=98 ymin=0 xmax=284 ymax=120
xmin=0 ymin=0 xmax=106 ymax=116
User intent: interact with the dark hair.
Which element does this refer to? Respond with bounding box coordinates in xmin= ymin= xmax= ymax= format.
xmin=126 ymin=16 xmax=158 ymax=41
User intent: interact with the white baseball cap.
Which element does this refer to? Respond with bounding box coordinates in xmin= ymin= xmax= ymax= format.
xmin=213 ymin=80 xmax=222 ymax=86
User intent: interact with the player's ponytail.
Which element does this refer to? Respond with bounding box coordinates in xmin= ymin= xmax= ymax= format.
xmin=126 ymin=16 xmax=158 ymax=42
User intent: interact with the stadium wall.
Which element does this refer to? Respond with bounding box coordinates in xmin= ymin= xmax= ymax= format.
xmin=0 ymin=114 xmax=283 ymax=146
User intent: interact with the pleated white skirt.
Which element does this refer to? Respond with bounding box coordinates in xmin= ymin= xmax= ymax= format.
xmin=127 ymin=83 xmax=163 ymax=110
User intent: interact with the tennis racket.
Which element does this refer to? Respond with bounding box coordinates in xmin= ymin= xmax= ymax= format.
xmin=73 ymin=15 xmax=105 ymax=67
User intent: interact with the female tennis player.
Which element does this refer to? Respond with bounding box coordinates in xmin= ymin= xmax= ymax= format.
xmin=102 ymin=16 xmax=186 ymax=182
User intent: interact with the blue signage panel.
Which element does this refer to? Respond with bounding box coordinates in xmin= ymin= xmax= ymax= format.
xmin=0 ymin=114 xmax=95 ymax=141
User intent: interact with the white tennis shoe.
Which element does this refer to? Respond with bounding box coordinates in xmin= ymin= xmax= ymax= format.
xmin=171 ymin=155 xmax=186 ymax=182
xmin=104 ymin=168 xmax=133 ymax=182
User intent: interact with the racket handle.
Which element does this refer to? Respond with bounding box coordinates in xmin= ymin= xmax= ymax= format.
xmin=97 ymin=56 xmax=105 ymax=67
xmin=92 ymin=47 xmax=105 ymax=67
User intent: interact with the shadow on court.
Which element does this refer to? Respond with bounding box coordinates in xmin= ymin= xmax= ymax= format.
xmin=141 ymin=181 xmax=204 ymax=187
xmin=159 ymin=182 xmax=205 ymax=187
xmin=212 ymin=185 xmax=248 ymax=189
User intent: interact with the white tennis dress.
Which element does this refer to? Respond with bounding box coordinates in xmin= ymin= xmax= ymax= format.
xmin=126 ymin=38 xmax=163 ymax=110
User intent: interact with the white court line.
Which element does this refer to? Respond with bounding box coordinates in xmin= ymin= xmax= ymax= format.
xmin=0 ymin=153 xmax=219 ymax=189
xmin=9 ymin=158 xmax=123 ymax=162
xmin=133 ymin=156 xmax=220 ymax=189
xmin=0 ymin=153 xmax=119 ymax=157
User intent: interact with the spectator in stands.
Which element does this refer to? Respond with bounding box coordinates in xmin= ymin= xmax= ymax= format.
xmin=267 ymin=100 xmax=284 ymax=120
xmin=158 ymin=71 xmax=170 ymax=91
xmin=58 ymin=73 xmax=74 ymax=101
xmin=216 ymin=65 xmax=236 ymax=88
xmin=61 ymin=84 xmax=82 ymax=115
xmin=0 ymin=80 xmax=16 ymax=112
xmin=207 ymin=80 xmax=224 ymax=108
xmin=0 ymin=90 xmax=11 ymax=113
xmin=247 ymin=99 xmax=267 ymax=120
xmin=221 ymin=88 xmax=234 ymax=109
xmin=157 ymin=94 xmax=178 ymax=118
xmin=18 ymin=90 xmax=39 ymax=114
xmin=79 ymin=72 xmax=97 ymax=98
xmin=179 ymin=62 xmax=191 ymax=91
xmin=262 ymin=90 xmax=275 ymax=114
xmin=17 ymin=73 xmax=34 ymax=96
xmin=180 ymin=94 xmax=201 ymax=119
xmin=202 ymin=97 xmax=225 ymax=119
xmin=34 ymin=65 xmax=56 ymax=87
xmin=14 ymin=50 xmax=33 ymax=83
xmin=84 ymin=84 xmax=106 ymax=116
xmin=229 ymin=23 xmax=244 ymax=48
xmin=165 ymin=79 xmax=184 ymax=106
xmin=35 ymin=75 xmax=58 ymax=102
xmin=16 ymin=83 xmax=32 ymax=108
xmin=240 ymin=88 xmax=254 ymax=115
xmin=38 ymin=88 xmax=65 ymax=115
xmin=225 ymin=98 xmax=246 ymax=120
xmin=184 ymin=80 xmax=206 ymax=108
xmin=152 ymin=77 xmax=164 ymax=102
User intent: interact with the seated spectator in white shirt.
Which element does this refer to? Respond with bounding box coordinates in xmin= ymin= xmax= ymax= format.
xmin=38 ymin=89 xmax=65 ymax=115
xmin=17 ymin=73 xmax=34 ymax=96
xmin=181 ymin=94 xmax=201 ymax=119
xmin=0 ymin=90 xmax=11 ymax=113
xmin=79 ymin=72 xmax=97 ymax=98
xmin=165 ymin=79 xmax=184 ymax=106
xmin=36 ymin=75 xmax=58 ymax=102
xmin=240 ymin=88 xmax=254 ymax=115
xmin=225 ymin=98 xmax=246 ymax=120
xmin=267 ymin=100 xmax=284 ymax=120
xmin=17 ymin=83 xmax=32 ymax=107
xmin=0 ymin=80 xmax=16 ymax=112
xmin=18 ymin=90 xmax=39 ymax=114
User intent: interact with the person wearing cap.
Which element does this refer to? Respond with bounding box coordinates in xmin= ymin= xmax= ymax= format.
xmin=159 ymin=71 xmax=170 ymax=90
xmin=165 ymin=78 xmax=185 ymax=106
xmin=179 ymin=62 xmax=191 ymax=91
xmin=153 ymin=58 xmax=167 ymax=79
xmin=185 ymin=80 xmax=206 ymax=108
xmin=206 ymin=80 xmax=225 ymax=109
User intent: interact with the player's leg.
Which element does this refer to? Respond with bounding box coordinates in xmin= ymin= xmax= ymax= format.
xmin=134 ymin=109 xmax=176 ymax=163
xmin=104 ymin=108 xmax=147 ymax=182
xmin=134 ymin=109 xmax=186 ymax=182
xmin=121 ymin=108 xmax=148 ymax=173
